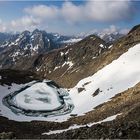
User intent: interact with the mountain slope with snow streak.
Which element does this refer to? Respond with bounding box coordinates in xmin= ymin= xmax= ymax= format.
xmin=68 ymin=43 xmax=140 ymax=116
xmin=0 ymin=43 xmax=140 ymax=122
xmin=43 ymin=113 xmax=121 ymax=135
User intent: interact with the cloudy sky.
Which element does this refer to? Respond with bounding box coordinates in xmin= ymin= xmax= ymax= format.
xmin=0 ymin=0 xmax=139 ymax=35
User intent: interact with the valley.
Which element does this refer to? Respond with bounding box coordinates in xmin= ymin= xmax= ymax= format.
xmin=0 ymin=24 xmax=140 ymax=139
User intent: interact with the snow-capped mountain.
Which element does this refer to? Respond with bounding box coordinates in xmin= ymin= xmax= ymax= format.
xmin=48 ymin=32 xmax=82 ymax=44
xmin=97 ymin=32 xmax=124 ymax=44
xmin=0 ymin=33 xmax=18 ymax=51
xmin=80 ymin=30 xmax=125 ymax=44
xmin=0 ymin=29 xmax=82 ymax=53
xmin=32 ymin=34 xmax=108 ymax=87
xmin=26 ymin=25 xmax=140 ymax=89
xmin=0 ymin=29 xmax=82 ymax=69
xmin=0 ymin=24 xmax=140 ymax=139
xmin=1 ymin=41 xmax=140 ymax=121
xmin=0 ymin=28 xmax=126 ymax=70
xmin=0 ymin=33 xmax=106 ymax=70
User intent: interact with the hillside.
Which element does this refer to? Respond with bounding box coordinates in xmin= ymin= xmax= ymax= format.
xmin=0 ymin=25 xmax=140 ymax=139
xmin=0 ymin=29 xmax=81 ymax=69
xmin=31 ymin=25 xmax=140 ymax=88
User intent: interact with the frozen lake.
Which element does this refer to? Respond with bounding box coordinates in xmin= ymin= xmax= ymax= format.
xmin=3 ymin=80 xmax=74 ymax=117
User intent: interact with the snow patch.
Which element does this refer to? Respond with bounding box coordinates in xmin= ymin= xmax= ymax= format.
xmin=65 ymin=50 xmax=69 ymax=55
xmin=54 ymin=66 xmax=61 ymax=71
xmin=69 ymin=43 xmax=140 ymax=116
xmin=109 ymin=45 xmax=113 ymax=49
xmin=60 ymin=52 xmax=64 ymax=56
xmin=99 ymin=44 xmax=104 ymax=48
xmin=42 ymin=113 xmax=120 ymax=135
xmin=62 ymin=61 xmax=73 ymax=69
xmin=92 ymin=56 xmax=96 ymax=59
xmin=62 ymin=38 xmax=82 ymax=44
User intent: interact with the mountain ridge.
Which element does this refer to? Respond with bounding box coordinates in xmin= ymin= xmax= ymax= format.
xmin=0 ymin=24 xmax=140 ymax=139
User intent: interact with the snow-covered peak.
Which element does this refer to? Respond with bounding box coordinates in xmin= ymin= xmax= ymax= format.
xmin=80 ymin=29 xmax=126 ymax=43
xmin=97 ymin=32 xmax=124 ymax=43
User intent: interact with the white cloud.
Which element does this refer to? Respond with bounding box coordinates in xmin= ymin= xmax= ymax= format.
xmin=0 ymin=19 xmax=7 ymax=32
xmin=102 ymin=25 xmax=119 ymax=34
xmin=61 ymin=2 xmax=84 ymax=23
xmin=101 ymin=25 xmax=129 ymax=35
xmin=84 ymin=1 xmax=133 ymax=22
xmin=11 ymin=16 xmax=40 ymax=31
xmin=24 ymin=0 xmax=133 ymax=24
xmin=84 ymin=25 xmax=130 ymax=37
xmin=119 ymin=28 xmax=130 ymax=34
xmin=0 ymin=1 xmax=133 ymax=33
xmin=24 ymin=5 xmax=59 ymax=19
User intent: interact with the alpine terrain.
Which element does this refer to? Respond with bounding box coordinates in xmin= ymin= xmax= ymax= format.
xmin=0 ymin=24 xmax=140 ymax=139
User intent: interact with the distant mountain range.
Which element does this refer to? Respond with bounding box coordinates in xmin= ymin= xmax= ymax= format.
xmin=0 ymin=28 xmax=125 ymax=52
xmin=82 ymin=31 xmax=125 ymax=44
xmin=97 ymin=32 xmax=124 ymax=44
xmin=0 ymin=29 xmax=125 ymax=70
xmin=0 ymin=29 xmax=82 ymax=69
xmin=0 ymin=29 xmax=82 ymax=52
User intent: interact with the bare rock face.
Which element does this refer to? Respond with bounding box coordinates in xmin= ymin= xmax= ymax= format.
xmin=0 ymin=69 xmax=40 ymax=85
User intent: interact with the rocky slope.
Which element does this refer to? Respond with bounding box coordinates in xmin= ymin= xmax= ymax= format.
xmin=0 ymin=70 xmax=139 ymax=139
xmin=0 ymin=24 xmax=140 ymax=139
xmin=32 ymin=35 xmax=108 ymax=87
xmin=0 ymin=29 xmax=124 ymax=70
xmin=0 ymin=29 xmax=82 ymax=69
xmin=1 ymin=24 xmax=136 ymax=88
xmin=31 ymin=24 xmax=140 ymax=88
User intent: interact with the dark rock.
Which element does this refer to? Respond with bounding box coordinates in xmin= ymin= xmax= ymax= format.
xmin=0 ymin=132 xmax=15 ymax=139
xmin=93 ymin=88 xmax=100 ymax=97
xmin=78 ymin=87 xmax=85 ymax=93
